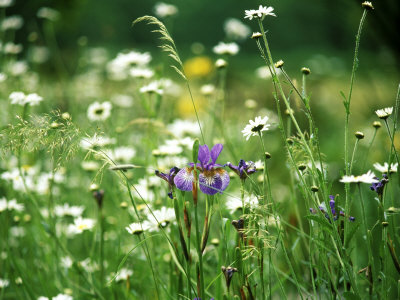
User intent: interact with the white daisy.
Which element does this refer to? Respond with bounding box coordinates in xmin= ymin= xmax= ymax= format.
xmin=55 ymin=204 xmax=84 ymax=218
xmin=224 ymin=18 xmax=251 ymax=41
xmin=154 ymin=2 xmax=178 ymax=18
xmin=37 ymin=7 xmax=60 ymax=21
xmin=339 ymin=170 xmax=379 ymax=184
xmin=244 ymin=5 xmax=276 ymax=21
xmin=200 ymin=84 xmax=215 ymax=96
xmin=67 ymin=217 xmax=95 ymax=235
xmin=87 ymin=101 xmax=112 ymax=121
xmin=139 ymin=81 xmax=163 ymax=95
xmin=213 ymin=42 xmax=239 ymax=56
xmin=80 ymin=135 xmax=116 ymax=149
xmin=375 ymin=107 xmax=393 ymax=119
xmin=147 ymin=207 xmax=175 ymax=230
xmin=0 ymin=278 xmax=10 ymax=288
xmin=52 ymin=294 xmax=72 ymax=300
xmin=111 ymin=94 xmax=133 ymax=107
xmin=373 ymin=162 xmax=398 ymax=174
xmin=129 ymin=67 xmax=154 ymax=79
xmin=0 ymin=0 xmax=13 ymax=8
xmin=126 ymin=222 xmax=149 ymax=235
xmin=115 ymin=268 xmax=133 ymax=282
xmin=242 ymin=116 xmax=271 ymax=140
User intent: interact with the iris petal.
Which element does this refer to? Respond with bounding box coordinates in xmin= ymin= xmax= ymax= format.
xmin=174 ymin=168 xmax=194 ymax=191
xmin=199 ymin=172 xmax=222 ymax=195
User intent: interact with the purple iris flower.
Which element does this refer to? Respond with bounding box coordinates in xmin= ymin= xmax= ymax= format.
xmin=310 ymin=195 xmax=355 ymax=222
xmin=227 ymin=159 xmax=257 ymax=181
xmin=155 ymin=166 xmax=180 ymax=199
xmin=174 ymin=144 xmax=230 ymax=195
xmin=370 ymin=174 xmax=389 ymax=196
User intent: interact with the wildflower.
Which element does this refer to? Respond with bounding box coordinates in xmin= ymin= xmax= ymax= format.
xmin=80 ymin=135 xmax=116 ymax=149
xmin=37 ymin=7 xmax=60 ymax=21
xmin=371 ymin=122 xmax=381 ymax=130
xmin=375 ymin=107 xmax=393 ymax=120
xmin=251 ymin=32 xmax=263 ymax=39
xmin=339 ymin=170 xmax=379 ymax=184
xmin=355 ymin=131 xmax=364 ymax=139
xmin=370 ymin=174 xmax=389 ymax=196
xmin=242 ymin=116 xmax=271 ymax=140
xmin=4 ymin=42 xmax=23 ymax=54
xmin=244 ymin=5 xmax=276 ymax=21
xmin=147 ymin=207 xmax=175 ymax=229
xmin=60 ymin=256 xmax=73 ymax=269
xmin=310 ymin=195 xmax=355 ymax=222
xmin=107 ymin=146 xmax=136 ymax=163
xmin=200 ymin=84 xmax=215 ymax=96
xmin=9 ymin=91 xmax=43 ymax=106
xmin=87 ymin=101 xmax=112 ymax=121
xmin=115 ymin=268 xmax=133 ymax=282
xmin=54 ymin=204 xmax=84 ymax=218
xmin=174 ymin=144 xmax=230 ymax=195
xmin=255 ymin=65 xmax=281 ymax=79
xmin=225 ymin=194 xmax=259 ymax=214
xmin=0 ymin=278 xmax=9 ymax=288
xmin=227 ymin=160 xmax=257 ymax=181
xmin=244 ymin=99 xmax=257 ymax=109
xmin=67 ymin=217 xmax=95 ymax=235
xmin=301 ymin=67 xmax=311 ymax=75
xmin=213 ymin=42 xmax=239 ymax=56
xmin=125 ymin=222 xmax=150 ymax=235
xmin=139 ymin=81 xmax=163 ymax=95
xmin=111 ymin=94 xmax=134 ymax=107
xmin=373 ymin=162 xmax=398 ymax=174
xmin=52 ymin=294 xmax=73 ymax=300
xmin=274 ymin=60 xmax=284 ymax=68
xmin=362 ymin=1 xmax=374 ymax=10
xmin=215 ymin=58 xmax=227 ymax=69
xmin=129 ymin=67 xmax=154 ymax=79
xmin=154 ymin=2 xmax=178 ymax=18
xmin=0 ymin=0 xmax=13 ymax=8
xmin=221 ymin=266 xmax=238 ymax=290
xmin=0 ymin=197 xmax=24 ymax=212
xmin=223 ymin=18 xmax=251 ymax=41
xmin=155 ymin=166 xmax=180 ymax=199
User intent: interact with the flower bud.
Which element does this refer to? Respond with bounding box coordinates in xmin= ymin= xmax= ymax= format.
xmin=298 ymin=164 xmax=307 ymax=171
xmin=120 ymin=201 xmax=128 ymax=209
xmin=372 ymin=121 xmax=381 ymax=129
xmin=361 ymin=1 xmax=374 ymax=10
xmin=355 ymin=131 xmax=364 ymax=139
xmin=215 ymin=58 xmax=227 ymax=69
xmin=311 ymin=185 xmax=319 ymax=192
xmin=265 ymin=152 xmax=271 ymax=159
xmin=251 ymin=32 xmax=262 ymax=39
xmin=274 ymin=60 xmax=284 ymax=69
xmin=301 ymin=67 xmax=311 ymax=75
xmin=382 ymin=221 xmax=389 ymax=227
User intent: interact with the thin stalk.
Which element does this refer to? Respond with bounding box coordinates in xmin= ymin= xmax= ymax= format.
xmin=349 ymin=139 xmax=360 ymax=174
xmin=384 ymin=119 xmax=400 ymax=168
xmin=343 ymin=8 xmax=368 ymax=251
xmin=362 ymin=127 xmax=378 ymax=171
xmin=98 ymin=205 xmax=104 ymax=289
xmin=358 ymin=183 xmax=375 ymax=294
xmin=186 ymin=82 xmax=205 ymax=144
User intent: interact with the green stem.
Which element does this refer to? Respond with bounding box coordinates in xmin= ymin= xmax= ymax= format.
xmin=349 ymin=139 xmax=360 ymax=174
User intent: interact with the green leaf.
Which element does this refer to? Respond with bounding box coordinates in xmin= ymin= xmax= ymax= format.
xmin=343 ymin=291 xmax=361 ymax=300
xmin=345 ymin=222 xmax=360 ymax=246
xmin=192 ymin=138 xmax=200 ymax=162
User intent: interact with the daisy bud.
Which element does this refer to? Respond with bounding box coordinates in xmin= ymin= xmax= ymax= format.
xmin=298 ymin=164 xmax=307 ymax=171
xmin=13 ymin=215 xmax=20 ymax=223
xmin=286 ymin=138 xmax=294 ymax=145
xmin=301 ymin=67 xmax=311 ymax=75
xmin=251 ymin=32 xmax=262 ymax=39
xmin=15 ymin=277 xmax=23 ymax=285
xmin=215 ymin=58 xmax=227 ymax=69
xmin=89 ymin=183 xmax=99 ymax=191
xmin=372 ymin=121 xmax=381 ymax=129
xmin=120 ymin=201 xmax=128 ymax=209
xmin=388 ymin=207 xmax=396 ymax=213
xmin=355 ymin=131 xmax=364 ymax=139
xmin=285 ymin=108 xmax=294 ymax=115
xmin=361 ymin=1 xmax=374 ymax=10
xmin=382 ymin=221 xmax=389 ymax=227
xmin=265 ymin=152 xmax=271 ymax=159
xmin=244 ymin=99 xmax=257 ymax=109
xmin=274 ymin=60 xmax=284 ymax=69
xmin=211 ymin=238 xmax=220 ymax=246
xmin=311 ymin=185 xmax=319 ymax=192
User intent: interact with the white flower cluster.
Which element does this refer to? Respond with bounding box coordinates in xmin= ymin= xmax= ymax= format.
xmin=1 ymin=15 xmax=23 ymax=31
xmin=87 ymin=101 xmax=112 ymax=121
xmin=0 ymin=197 xmax=24 ymax=213
xmin=9 ymin=91 xmax=43 ymax=106
xmin=224 ymin=18 xmax=251 ymax=41
xmin=154 ymin=2 xmax=178 ymax=18
xmin=107 ymin=50 xmax=152 ymax=81
xmin=225 ymin=194 xmax=259 ymax=214
xmin=373 ymin=162 xmax=398 ymax=174
xmin=54 ymin=204 xmax=85 ymax=218
xmin=244 ymin=5 xmax=276 ymax=21
xmin=213 ymin=42 xmax=239 ymax=56
xmin=126 ymin=207 xmax=175 ymax=234
xmin=340 ymin=170 xmax=378 ymax=184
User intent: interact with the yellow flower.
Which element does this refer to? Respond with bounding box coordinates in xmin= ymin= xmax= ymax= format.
xmin=183 ymin=56 xmax=213 ymax=78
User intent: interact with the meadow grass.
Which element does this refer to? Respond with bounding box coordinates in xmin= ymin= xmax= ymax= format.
xmin=1 ymin=2 xmax=399 ymax=299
